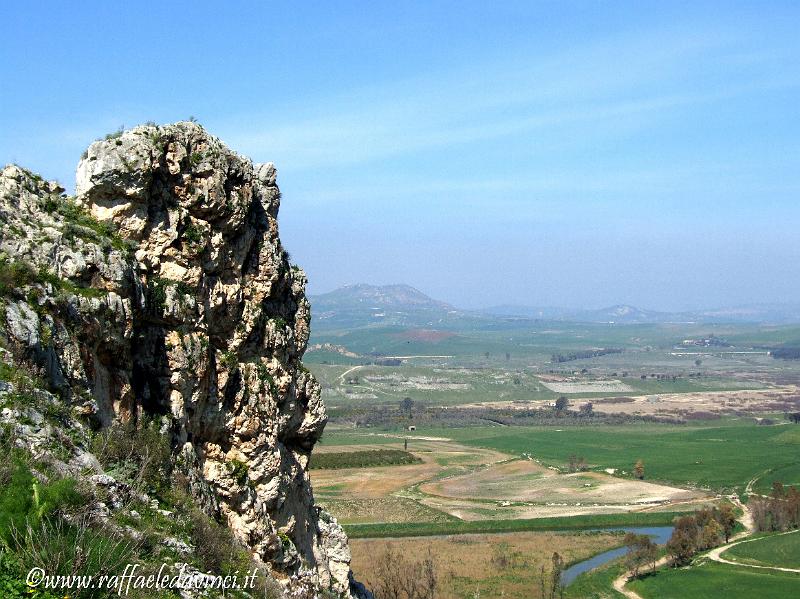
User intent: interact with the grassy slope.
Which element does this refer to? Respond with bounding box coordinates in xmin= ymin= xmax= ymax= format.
xmin=724 ymin=532 xmax=800 ymax=569
xmin=628 ymin=561 xmax=800 ymax=598
xmin=564 ymin=559 xmax=628 ymax=599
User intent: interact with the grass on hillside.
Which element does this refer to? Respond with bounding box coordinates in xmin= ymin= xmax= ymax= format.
xmin=628 ymin=560 xmax=800 ymax=598
xmin=723 ymin=531 xmax=800 ymax=569
xmin=564 ymin=558 xmax=628 ymax=599
xmin=754 ymin=459 xmax=800 ymax=495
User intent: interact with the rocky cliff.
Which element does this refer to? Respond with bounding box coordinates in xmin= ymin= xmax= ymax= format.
xmin=0 ymin=122 xmax=366 ymax=598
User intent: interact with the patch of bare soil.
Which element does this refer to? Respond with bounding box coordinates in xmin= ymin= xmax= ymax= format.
xmin=394 ymin=328 xmax=457 ymax=342
xmin=595 ymin=386 xmax=800 ymax=416
xmin=423 ymin=459 xmax=700 ymax=505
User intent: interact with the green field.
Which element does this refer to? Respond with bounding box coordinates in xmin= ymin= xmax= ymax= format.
xmin=724 ymin=531 xmax=800 ymax=569
xmin=343 ymin=511 xmax=685 ymax=539
xmin=396 ymin=421 xmax=800 ymax=493
xmin=754 ymin=459 xmax=800 ymax=495
xmin=628 ymin=560 xmax=800 ymax=598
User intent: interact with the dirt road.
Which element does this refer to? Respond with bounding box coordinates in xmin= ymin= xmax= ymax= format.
xmin=611 ymin=493 xmax=758 ymax=598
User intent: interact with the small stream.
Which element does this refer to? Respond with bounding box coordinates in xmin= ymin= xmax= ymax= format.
xmin=561 ymin=526 xmax=674 ymax=586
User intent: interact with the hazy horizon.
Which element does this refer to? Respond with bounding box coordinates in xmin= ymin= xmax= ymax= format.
xmin=2 ymin=2 xmax=799 ymax=312
xmin=308 ymin=280 xmax=800 ymax=313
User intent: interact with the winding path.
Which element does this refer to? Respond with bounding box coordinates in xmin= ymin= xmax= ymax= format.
xmin=611 ymin=492 xmax=757 ymax=598
xmin=612 ymin=556 xmax=670 ymax=598
xmin=338 ymin=365 xmax=363 ymax=383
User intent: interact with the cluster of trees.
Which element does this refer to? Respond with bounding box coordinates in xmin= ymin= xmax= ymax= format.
xmin=374 ymin=358 xmax=403 ymax=366
xmin=550 ymin=348 xmax=623 ymax=363
xmin=334 ymin=402 xmax=684 ymax=430
xmin=310 ymin=449 xmax=420 ymax=470
xmin=554 ymin=397 xmax=594 ymax=417
xmin=666 ymin=506 xmax=736 ymax=565
xmin=567 ymin=455 xmax=588 ymax=472
xmin=751 ymin=482 xmax=800 ymax=532
xmin=623 ymin=532 xmax=658 ymax=578
xmin=771 ymin=347 xmax=800 ymax=360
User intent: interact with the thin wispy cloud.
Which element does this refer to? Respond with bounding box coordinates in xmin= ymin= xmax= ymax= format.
xmin=227 ymin=27 xmax=797 ymax=174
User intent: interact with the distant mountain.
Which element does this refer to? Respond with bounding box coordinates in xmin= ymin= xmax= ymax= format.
xmin=313 ymin=283 xmax=454 ymax=311
xmin=312 ymin=284 xmax=800 ymax=329
xmin=310 ymin=284 xmax=471 ymax=329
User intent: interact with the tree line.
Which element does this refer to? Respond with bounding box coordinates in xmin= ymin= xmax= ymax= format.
xmin=665 ymin=505 xmax=737 ymax=566
xmin=750 ymin=482 xmax=800 ymax=532
xmin=550 ymin=348 xmax=623 ymax=363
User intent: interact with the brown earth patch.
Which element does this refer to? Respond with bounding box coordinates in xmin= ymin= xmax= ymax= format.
xmin=394 ymin=328 xmax=457 ymax=342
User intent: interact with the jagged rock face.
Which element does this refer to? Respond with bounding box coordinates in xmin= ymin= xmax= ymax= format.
xmin=0 ymin=123 xmax=361 ymax=597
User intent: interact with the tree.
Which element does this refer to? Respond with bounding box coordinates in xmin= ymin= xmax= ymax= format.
xmin=633 ymin=459 xmax=645 ymax=480
xmin=717 ymin=504 xmax=736 ymax=543
xmin=568 ymin=455 xmax=587 ymax=472
xmin=555 ymin=396 xmax=569 ymax=413
xmin=666 ymin=516 xmax=699 ymax=565
xmin=699 ymin=519 xmax=722 ymax=550
xmin=579 ymin=402 xmax=594 ymax=417
xmin=400 ymin=397 xmax=415 ymax=414
xmin=550 ymin=552 xmax=564 ymax=599
xmin=695 ymin=359 xmax=702 ymax=367
xmin=624 ymin=533 xmax=657 ymax=578
xmin=539 ymin=563 xmax=546 ymax=599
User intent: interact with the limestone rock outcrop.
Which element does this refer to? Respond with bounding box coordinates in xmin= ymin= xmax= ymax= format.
xmin=0 ymin=122 xmax=366 ymax=598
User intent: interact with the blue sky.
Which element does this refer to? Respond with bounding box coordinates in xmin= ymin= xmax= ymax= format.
xmin=1 ymin=1 xmax=799 ymax=310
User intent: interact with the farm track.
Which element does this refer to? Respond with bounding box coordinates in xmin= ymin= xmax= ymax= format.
xmin=338 ymin=364 xmax=363 ymax=383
